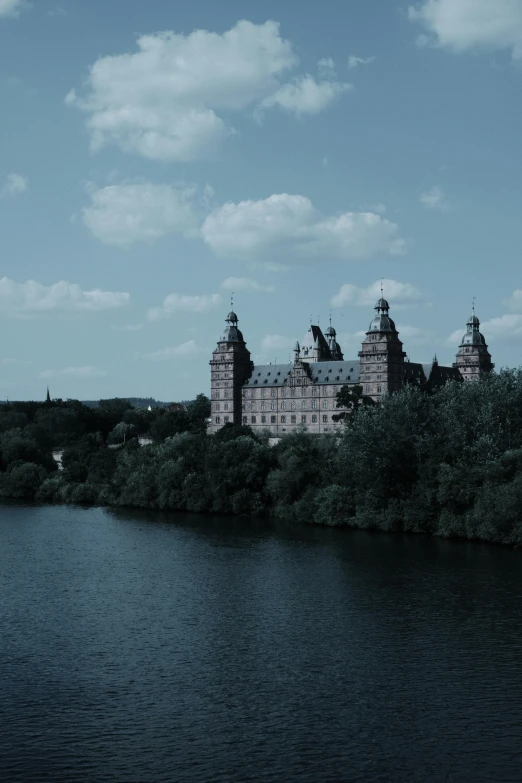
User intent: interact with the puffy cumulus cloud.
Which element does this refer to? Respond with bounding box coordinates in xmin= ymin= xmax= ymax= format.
xmin=348 ymin=55 xmax=375 ymax=69
xmin=141 ymin=340 xmax=202 ymax=360
xmin=0 ymin=277 xmax=129 ymax=315
xmin=66 ymin=20 xmax=349 ymax=162
xmin=1 ymin=173 xmax=28 ymax=196
xmin=447 ymin=313 xmax=522 ymax=345
xmin=419 ymin=185 xmax=450 ymax=212
xmin=82 ymin=182 xmax=200 ymax=247
xmin=148 ymin=293 xmax=221 ymax=321
xmin=260 ymin=334 xmax=296 ymax=352
xmin=257 ymin=75 xmax=351 ymax=118
xmin=39 ymin=366 xmax=106 ymax=379
xmin=395 ymin=324 xmax=436 ymax=346
xmin=202 ymin=194 xmax=405 ymax=262
xmin=504 ymin=289 xmax=522 ymax=311
xmin=331 ymin=279 xmax=424 ymax=308
xmin=478 ymin=314 xmax=522 ymax=340
xmin=0 ymin=0 xmax=29 ymax=18
xmin=221 ymin=276 xmax=274 ymax=292
xmin=408 ymin=0 xmax=522 ymax=59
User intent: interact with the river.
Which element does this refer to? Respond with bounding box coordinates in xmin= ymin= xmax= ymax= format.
xmin=1 ymin=504 xmax=521 ymax=783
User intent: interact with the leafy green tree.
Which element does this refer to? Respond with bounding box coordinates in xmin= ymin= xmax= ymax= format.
xmin=332 ymin=384 xmax=375 ymax=422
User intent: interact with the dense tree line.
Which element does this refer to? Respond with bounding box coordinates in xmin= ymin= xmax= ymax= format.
xmin=1 ymin=375 xmax=522 ymax=546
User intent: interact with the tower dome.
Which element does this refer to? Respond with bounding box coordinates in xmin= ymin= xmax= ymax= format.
xmin=453 ymin=305 xmax=494 ymax=381
xmin=220 ymin=310 xmax=244 ymax=342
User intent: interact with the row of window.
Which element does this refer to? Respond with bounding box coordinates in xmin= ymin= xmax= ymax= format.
xmin=243 ymin=399 xmax=331 ymax=411
xmin=240 ymin=414 xmax=333 ymax=425
xmin=243 ymin=385 xmax=341 ymax=399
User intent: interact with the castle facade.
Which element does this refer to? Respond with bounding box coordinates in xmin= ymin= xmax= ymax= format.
xmin=208 ymin=298 xmax=494 ymax=437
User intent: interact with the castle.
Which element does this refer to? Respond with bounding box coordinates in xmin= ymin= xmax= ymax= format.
xmin=208 ymin=298 xmax=494 ymax=436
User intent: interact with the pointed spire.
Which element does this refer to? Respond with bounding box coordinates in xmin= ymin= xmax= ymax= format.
xmin=46 ymin=386 xmax=51 ymax=403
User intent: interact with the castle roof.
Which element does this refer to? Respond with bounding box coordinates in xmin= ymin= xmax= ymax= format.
xmin=243 ymin=360 xmax=360 ymax=388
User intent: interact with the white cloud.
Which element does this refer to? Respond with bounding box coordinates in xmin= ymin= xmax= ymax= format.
xmin=82 ymin=182 xmax=199 ymax=247
xmin=1 ymin=173 xmax=28 ymax=196
xmin=221 ymin=277 xmax=274 ymax=293
xmin=419 ymin=185 xmax=450 ymax=212
xmin=348 ymin=55 xmax=376 ymax=69
xmin=202 ymin=194 xmax=405 ymax=262
xmin=112 ymin=323 xmax=144 ymax=332
xmin=332 ymin=279 xmax=424 ymax=309
xmin=66 ymin=20 xmax=348 ymax=162
xmin=448 ymin=312 xmax=521 ymax=345
xmin=0 ymin=0 xmax=29 ymax=18
xmin=142 ymin=340 xmax=202 ymax=360
xmin=396 ymin=324 xmax=436 ymax=346
xmin=504 ymin=289 xmax=522 ymax=311
xmin=408 ymin=0 xmax=522 ymax=60
xmin=0 ymin=277 xmax=129 ymax=315
xmin=317 ymin=57 xmax=336 ymax=77
xmin=260 ymin=334 xmax=296 ymax=353
xmin=257 ymin=75 xmax=351 ymax=118
xmin=478 ymin=314 xmax=522 ymax=340
xmin=39 ymin=366 xmax=107 ymax=379
xmin=1 ymin=358 xmax=32 ymax=366
xmin=148 ymin=293 xmax=221 ymax=321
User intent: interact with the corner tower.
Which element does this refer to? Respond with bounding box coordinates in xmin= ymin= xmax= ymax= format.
xmin=209 ymin=310 xmax=253 ymax=433
xmin=358 ymin=297 xmax=406 ymax=402
xmin=453 ymin=308 xmax=493 ymax=381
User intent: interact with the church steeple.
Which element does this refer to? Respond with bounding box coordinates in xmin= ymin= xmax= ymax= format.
xmin=46 ymin=386 xmax=51 ymax=404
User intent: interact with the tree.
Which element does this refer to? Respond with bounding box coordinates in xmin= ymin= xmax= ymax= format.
xmin=332 ymin=384 xmax=375 ymax=422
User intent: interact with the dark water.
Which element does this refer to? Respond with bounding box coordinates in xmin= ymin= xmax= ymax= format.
xmin=1 ymin=506 xmax=522 ymax=783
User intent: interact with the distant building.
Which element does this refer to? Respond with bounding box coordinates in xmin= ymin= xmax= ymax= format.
xmin=208 ymin=300 xmax=494 ymax=436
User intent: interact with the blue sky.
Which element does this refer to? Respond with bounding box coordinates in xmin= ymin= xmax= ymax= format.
xmin=1 ymin=0 xmax=522 ymax=401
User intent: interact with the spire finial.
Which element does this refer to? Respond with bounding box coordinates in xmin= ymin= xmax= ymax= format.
xmin=231 ymin=291 xmax=234 ymax=310
xmin=329 ymin=310 xmax=332 ymax=328
xmin=381 ymin=277 xmax=384 ymax=296
xmin=472 ymin=296 xmax=475 ymax=315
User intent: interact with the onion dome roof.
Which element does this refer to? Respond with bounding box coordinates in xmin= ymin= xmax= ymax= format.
xmin=460 ymin=311 xmax=487 ymax=346
xmin=220 ymin=324 xmax=244 ymax=342
xmin=369 ymin=313 xmax=397 ymax=332
xmin=375 ymin=297 xmax=390 ymax=311
xmin=325 ymin=325 xmax=336 ymax=337
xmin=226 ymin=310 xmax=238 ymax=324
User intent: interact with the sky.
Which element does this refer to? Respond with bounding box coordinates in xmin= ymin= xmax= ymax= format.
xmin=1 ymin=0 xmax=522 ymax=401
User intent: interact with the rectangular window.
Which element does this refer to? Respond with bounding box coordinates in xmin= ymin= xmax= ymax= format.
xmin=322 ymin=399 xmax=328 ymax=409
xmin=215 ymin=403 xmax=220 ymax=411
xmin=291 ymin=388 xmax=296 ymax=397
xmin=242 ymin=416 xmax=247 ymax=424
xmin=377 ymin=385 xmax=382 ymax=393
xmin=271 ymin=389 xmax=276 ymax=397
xmin=322 ymin=415 xmax=328 ymax=423
xmin=271 ymin=416 xmax=276 ymax=424
xmin=224 ymin=416 xmax=229 ymax=423
xmin=261 ymin=415 xmax=266 ymax=423
xmin=312 ymin=399 xmax=317 ymax=409
xmin=281 ymin=389 xmax=287 ymax=397
xmin=291 ymin=401 xmax=296 ymax=410
xmin=281 ymin=415 xmax=286 ymax=423
xmin=301 ymin=387 xmax=306 ymax=396
xmin=224 ymin=403 xmax=229 ymax=410
xmin=312 ymin=387 xmax=318 ymax=396
xmin=270 ymin=402 xmax=275 ymax=410
xmin=261 ymin=401 xmax=266 ymax=409
xmin=301 ymin=400 xmax=306 ymax=409
xmin=312 ymin=415 xmax=317 ymax=423
xmin=291 ymin=415 xmax=296 ymax=424
xmin=215 ymin=417 xmax=221 ymax=424
xmin=281 ymin=401 xmax=286 ymax=410
xmin=251 ymin=416 xmax=256 ymax=424
xmin=301 ymin=415 xmax=307 ymax=424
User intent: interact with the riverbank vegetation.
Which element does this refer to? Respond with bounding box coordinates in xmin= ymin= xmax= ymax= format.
xmin=1 ymin=372 xmax=522 ymax=546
